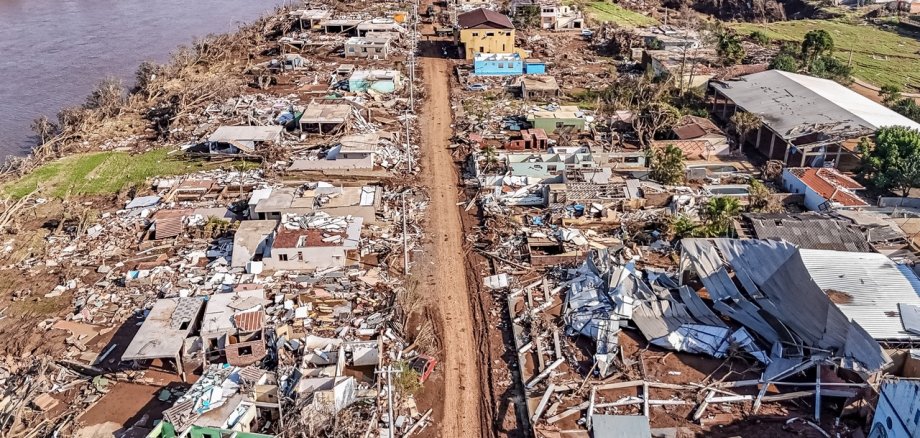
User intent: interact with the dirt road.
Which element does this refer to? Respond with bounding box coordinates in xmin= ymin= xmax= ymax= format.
xmin=415 ymin=47 xmax=485 ymax=437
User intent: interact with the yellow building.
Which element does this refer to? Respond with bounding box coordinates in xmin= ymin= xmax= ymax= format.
xmin=457 ymin=9 xmax=518 ymax=60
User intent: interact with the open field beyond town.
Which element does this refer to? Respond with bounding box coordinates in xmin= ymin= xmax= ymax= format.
xmin=732 ymin=19 xmax=920 ymax=89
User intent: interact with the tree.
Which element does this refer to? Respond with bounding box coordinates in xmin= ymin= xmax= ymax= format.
xmin=769 ymin=53 xmax=799 ymax=72
xmin=84 ymin=77 xmax=126 ymax=117
xmin=481 ymin=145 xmax=499 ymax=172
xmin=801 ymin=29 xmax=834 ymax=67
xmin=716 ymin=33 xmax=745 ymax=66
xmin=133 ymin=61 xmax=160 ymax=96
xmin=669 ymin=214 xmax=700 ymax=239
xmin=749 ymin=30 xmax=771 ymax=45
xmin=648 ymin=144 xmax=686 ymax=185
xmin=769 ymin=42 xmax=800 ymax=72
xmin=860 ymin=126 xmax=920 ymax=196
xmin=30 ymin=116 xmax=58 ymax=145
xmin=513 ymin=5 xmax=540 ymax=29
xmin=633 ymin=102 xmax=680 ymax=147
xmin=748 ymin=178 xmax=779 ymax=212
xmin=892 ymin=98 xmax=920 ymax=123
xmin=880 ymin=84 xmax=903 ymax=106
xmin=809 ymin=55 xmax=852 ymax=84
xmin=702 ymin=196 xmax=741 ymax=236
xmin=729 ymin=111 xmax=762 ymax=152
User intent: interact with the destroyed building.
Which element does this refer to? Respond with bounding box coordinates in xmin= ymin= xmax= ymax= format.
xmin=709 ymin=70 xmax=920 ymax=169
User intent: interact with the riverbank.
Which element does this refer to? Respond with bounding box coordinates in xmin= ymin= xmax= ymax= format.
xmin=0 ymin=6 xmax=284 ymax=188
xmin=0 ymin=0 xmax=280 ymax=158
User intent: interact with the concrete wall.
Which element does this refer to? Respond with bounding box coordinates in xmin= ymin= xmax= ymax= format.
xmin=525 ymin=62 xmax=546 ymax=74
xmin=344 ymin=44 xmax=388 ymax=59
xmin=782 ymin=169 xmax=823 ymax=211
xmin=531 ymin=117 xmax=585 ymax=134
xmin=460 ymin=29 xmax=516 ymax=59
xmin=474 ymin=58 xmax=523 ymax=75
xmin=265 ymin=246 xmax=347 ymax=270
xmin=349 ymin=79 xmax=397 ymax=93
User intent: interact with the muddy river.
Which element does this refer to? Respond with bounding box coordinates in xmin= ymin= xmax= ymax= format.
xmin=0 ymin=0 xmax=279 ymax=160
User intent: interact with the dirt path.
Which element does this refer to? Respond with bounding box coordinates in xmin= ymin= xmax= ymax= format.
xmin=415 ymin=47 xmax=485 ymax=437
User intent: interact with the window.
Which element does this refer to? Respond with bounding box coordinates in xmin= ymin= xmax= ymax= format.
xmin=502 ymin=44 xmax=506 ymax=51
xmin=297 ymin=251 xmax=303 ymax=261
xmin=887 ymin=417 xmax=893 ymax=430
xmin=278 ymin=254 xmax=289 ymax=261
xmin=486 ymin=32 xmax=495 ymax=37
xmin=914 ymin=410 xmax=920 ymax=424
xmin=472 ymin=32 xmax=479 ymax=36
xmin=348 ymin=47 xmax=355 ymax=53
xmin=238 ymin=345 xmax=253 ymax=356
xmin=555 ymin=122 xmax=564 ymax=128
xmin=179 ymin=321 xmax=190 ymax=330
xmin=624 ymin=156 xmax=640 ymax=163
xmin=498 ymin=63 xmax=505 ymax=68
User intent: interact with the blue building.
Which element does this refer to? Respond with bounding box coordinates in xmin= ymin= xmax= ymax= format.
xmin=473 ymin=53 xmax=523 ymax=76
xmin=524 ymin=58 xmax=546 ymax=74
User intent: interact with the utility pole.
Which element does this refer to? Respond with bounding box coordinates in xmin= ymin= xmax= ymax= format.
xmin=375 ymin=365 xmax=401 ymax=438
xmin=402 ymin=192 xmax=410 ymax=274
xmin=405 ymin=110 xmax=414 ymax=173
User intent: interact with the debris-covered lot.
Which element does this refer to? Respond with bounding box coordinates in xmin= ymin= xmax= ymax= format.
xmin=4 ymin=0 xmax=920 ymax=437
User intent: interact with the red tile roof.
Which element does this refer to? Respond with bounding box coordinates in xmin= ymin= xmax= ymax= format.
xmin=233 ymin=311 xmax=264 ymax=332
xmin=788 ymin=168 xmax=867 ymax=207
xmin=650 ymin=140 xmax=714 ymax=161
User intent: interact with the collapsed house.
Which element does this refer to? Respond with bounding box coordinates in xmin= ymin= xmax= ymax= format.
xmin=152 ymin=365 xmax=279 ymax=437
xmin=122 ymin=297 xmax=206 ymax=382
xmin=200 ymin=289 xmax=270 ymax=367
xmin=709 ymin=70 xmax=920 ymax=169
xmin=248 ymin=184 xmax=380 ymax=223
xmin=184 ymin=126 xmax=284 ymax=156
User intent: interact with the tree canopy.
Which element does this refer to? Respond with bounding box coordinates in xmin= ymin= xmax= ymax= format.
xmin=648 ymin=144 xmax=685 ymax=185
xmin=801 ymin=29 xmax=834 ymax=65
xmin=702 ymin=196 xmax=741 ymax=236
xmin=860 ymin=126 xmax=920 ymax=196
xmin=716 ymin=33 xmax=745 ymax=66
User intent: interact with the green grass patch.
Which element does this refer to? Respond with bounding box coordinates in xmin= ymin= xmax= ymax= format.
xmin=3 ymin=148 xmax=249 ymax=199
xmin=732 ymin=20 xmax=920 ymax=89
xmin=582 ymin=1 xmax=657 ymax=28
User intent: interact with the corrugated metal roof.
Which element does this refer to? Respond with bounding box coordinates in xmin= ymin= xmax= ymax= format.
xmin=799 ymin=249 xmax=920 ymax=341
xmin=713 ymin=70 xmax=920 ymax=138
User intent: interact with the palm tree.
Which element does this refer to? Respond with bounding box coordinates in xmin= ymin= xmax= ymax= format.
xmin=703 ymin=196 xmax=741 ymax=237
xmin=729 ymin=111 xmax=762 ymax=153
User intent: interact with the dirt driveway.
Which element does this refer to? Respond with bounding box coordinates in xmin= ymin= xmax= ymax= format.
xmin=414 ymin=42 xmax=485 ymax=437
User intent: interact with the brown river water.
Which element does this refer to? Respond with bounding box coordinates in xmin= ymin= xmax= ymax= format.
xmin=0 ymin=0 xmax=280 ymax=160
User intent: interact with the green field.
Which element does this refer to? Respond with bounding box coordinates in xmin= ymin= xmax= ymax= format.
xmin=3 ymin=148 xmax=245 ymax=199
xmin=732 ymin=20 xmax=920 ymax=89
xmin=583 ymin=1 xmax=658 ymax=28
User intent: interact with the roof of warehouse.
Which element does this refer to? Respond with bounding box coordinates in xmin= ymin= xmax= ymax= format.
xmin=799 ymin=249 xmax=920 ymax=341
xmin=712 ymin=70 xmax=920 ymax=139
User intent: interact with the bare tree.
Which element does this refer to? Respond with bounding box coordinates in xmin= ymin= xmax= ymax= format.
xmin=30 ymin=116 xmax=57 ymax=145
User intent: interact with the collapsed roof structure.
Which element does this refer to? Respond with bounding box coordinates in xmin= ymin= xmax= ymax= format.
xmin=678 ymin=238 xmax=890 ymax=373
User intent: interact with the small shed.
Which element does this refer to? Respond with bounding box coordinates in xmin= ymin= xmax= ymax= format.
xmin=299 ymin=104 xmax=352 ymax=135
xmin=526 ymin=105 xmax=586 ymax=134
xmin=524 ymin=58 xmax=546 ymax=74
xmin=521 ymin=76 xmax=560 ymax=100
